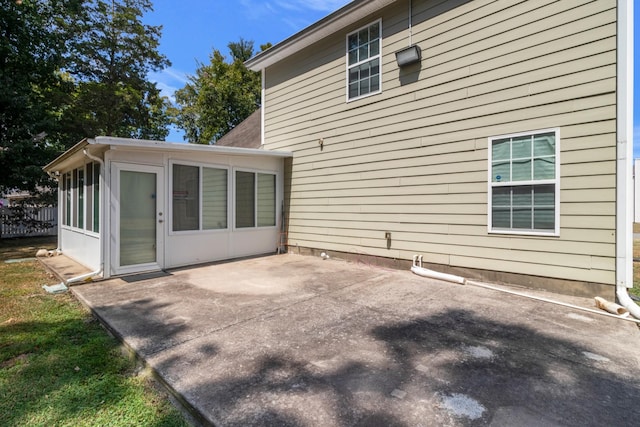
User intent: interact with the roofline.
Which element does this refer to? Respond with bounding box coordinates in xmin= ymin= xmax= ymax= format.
xmin=43 ymin=138 xmax=90 ymax=172
xmin=245 ymin=0 xmax=397 ymax=71
xmin=44 ymin=136 xmax=292 ymax=172
xmin=93 ymin=136 xmax=292 ymax=157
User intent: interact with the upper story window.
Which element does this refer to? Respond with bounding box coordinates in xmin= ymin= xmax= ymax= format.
xmin=347 ymin=20 xmax=381 ymax=101
xmin=488 ymin=129 xmax=560 ymax=236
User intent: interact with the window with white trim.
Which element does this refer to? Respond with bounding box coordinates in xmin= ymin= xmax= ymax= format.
xmin=347 ymin=20 xmax=381 ymax=101
xmin=61 ymin=162 xmax=100 ymax=233
xmin=235 ymin=170 xmax=276 ymax=229
xmin=172 ymin=163 xmax=228 ymax=232
xmin=489 ymin=129 xmax=559 ymax=235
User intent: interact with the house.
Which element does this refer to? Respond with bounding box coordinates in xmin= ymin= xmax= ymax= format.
xmin=215 ymin=108 xmax=262 ymax=149
xmin=244 ymin=0 xmax=635 ymax=300
xmin=635 ymin=159 xmax=640 ymax=223
xmin=43 ymin=137 xmax=291 ymax=278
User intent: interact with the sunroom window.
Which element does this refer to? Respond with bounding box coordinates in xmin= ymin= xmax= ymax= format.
xmin=61 ymin=162 xmax=99 ymax=233
xmin=347 ymin=20 xmax=381 ymax=101
xmin=489 ymin=129 xmax=559 ymax=235
xmin=235 ymin=171 xmax=276 ymax=229
xmin=172 ymin=163 xmax=228 ymax=232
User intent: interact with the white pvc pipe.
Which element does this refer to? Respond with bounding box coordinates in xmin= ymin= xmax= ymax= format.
xmin=65 ymin=270 xmax=100 ymax=285
xmin=409 ymin=255 xmax=640 ymax=324
xmin=595 ymin=296 xmax=629 ymax=317
xmin=410 ymin=265 xmax=466 ymax=285
xmin=466 ymin=280 xmax=640 ymax=325
xmin=75 ymin=147 xmax=105 ymax=283
xmin=615 ymin=0 xmax=640 ymax=321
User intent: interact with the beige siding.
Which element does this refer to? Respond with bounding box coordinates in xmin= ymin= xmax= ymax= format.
xmin=266 ymin=0 xmax=617 ymax=286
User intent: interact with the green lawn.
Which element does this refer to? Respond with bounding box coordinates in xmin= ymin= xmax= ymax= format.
xmin=0 ymin=237 xmax=188 ymax=427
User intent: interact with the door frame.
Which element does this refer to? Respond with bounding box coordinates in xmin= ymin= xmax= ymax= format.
xmin=110 ymin=162 xmax=165 ymax=276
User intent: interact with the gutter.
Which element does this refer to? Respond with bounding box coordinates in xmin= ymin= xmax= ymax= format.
xmin=615 ymin=0 xmax=640 ymax=319
xmin=42 ymin=148 xmax=104 ymax=293
xmin=245 ymin=0 xmax=397 ymax=71
xmin=45 ymin=170 xmax=63 ymax=254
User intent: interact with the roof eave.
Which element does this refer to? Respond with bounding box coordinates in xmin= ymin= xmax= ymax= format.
xmin=43 ymin=138 xmax=92 ymax=172
xmin=95 ymin=136 xmax=292 ymax=158
xmin=245 ymin=0 xmax=397 ymax=71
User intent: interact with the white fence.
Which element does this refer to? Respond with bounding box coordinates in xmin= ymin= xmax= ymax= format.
xmin=0 ymin=206 xmax=57 ymax=238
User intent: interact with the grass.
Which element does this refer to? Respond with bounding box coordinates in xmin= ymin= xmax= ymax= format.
xmin=0 ymin=237 xmax=189 ymax=427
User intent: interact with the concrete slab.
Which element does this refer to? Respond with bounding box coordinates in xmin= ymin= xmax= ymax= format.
xmin=70 ymin=254 xmax=640 ymax=426
xmin=39 ymin=254 xmax=93 ymax=283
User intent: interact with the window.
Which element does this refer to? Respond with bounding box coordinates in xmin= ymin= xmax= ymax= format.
xmin=61 ymin=162 xmax=99 ymax=232
xmin=347 ymin=20 xmax=381 ymax=101
xmin=173 ymin=164 xmax=200 ymax=231
xmin=489 ymin=129 xmax=559 ymax=235
xmin=172 ymin=163 xmax=228 ymax=232
xmin=202 ymin=167 xmax=228 ymax=229
xmin=63 ymin=172 xmax=71 ymax=226
xmin=84 ymin=162 xmax=100 ymax=233
xmin=235 ymin=171 xmax=276 ymax=229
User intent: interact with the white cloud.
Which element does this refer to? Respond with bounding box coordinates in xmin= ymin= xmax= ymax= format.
xmin=148 ymin=67 xmax=189 ymax=104
xmin=240 ymin=0 xmax=351 ymax=26
xmin=294 ymin=0 xmax=352 ymax=12
xmin=239 ymin=0 xmax=278 ymax=20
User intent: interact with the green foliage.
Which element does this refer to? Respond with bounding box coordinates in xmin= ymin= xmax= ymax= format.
xmin=0 ymin=0 xmax=74 ymax=194
xmin=172 ymin=38 xmax=262 ymax=144
xmin=0 ymin=0 xmax=172 ymax=200
xmin=62 ymin=0 xmax=171 ymax=142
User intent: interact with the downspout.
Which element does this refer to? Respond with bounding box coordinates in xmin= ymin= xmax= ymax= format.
xmin=410 ymin=256 xmax=640 ymax=325
xmin=408 ymin=0 xmax=412 ymax=47
xmin=45 ymin=170 xmax=63 ymax=254
xmin=261 ymin=68 xmax=266 ymax=148
xmin=615 ymin=0 xmax=640 ymax=319
xmin=56 ymin=147 xmax=106 ymax=285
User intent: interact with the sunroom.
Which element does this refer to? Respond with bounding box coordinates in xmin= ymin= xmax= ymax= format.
xmin=44 ymin=137 xmax=291 ymax=279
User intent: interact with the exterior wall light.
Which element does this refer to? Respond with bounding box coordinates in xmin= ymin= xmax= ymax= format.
xmin=395 ymin=45 xmax=421 ymax=67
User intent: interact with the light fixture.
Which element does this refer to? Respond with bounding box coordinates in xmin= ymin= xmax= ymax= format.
xmin=395 ymin=45 xmax=421 ymax=67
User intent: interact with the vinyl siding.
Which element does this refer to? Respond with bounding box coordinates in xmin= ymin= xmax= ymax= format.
xmin=265 ymin=0 xmax=617 ymax=286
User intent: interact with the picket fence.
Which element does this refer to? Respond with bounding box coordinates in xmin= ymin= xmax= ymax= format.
xmin=0 ymin=206 xmax=58 ymax=238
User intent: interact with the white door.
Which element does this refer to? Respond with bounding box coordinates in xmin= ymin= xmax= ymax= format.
xmin=112 ymin=163 xmax=164 ymax=275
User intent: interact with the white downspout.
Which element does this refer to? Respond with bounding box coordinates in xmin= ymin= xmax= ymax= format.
xmin=58 ymin=147 xmax=105 ymax=285
xmin=410 ymin=256 xmax=640 ymax=324
xmin=46 ymin=170 xmax=63 ymax=253
xmin=615 ymin=0 xmax=640 ymax=319
xmin=261 ymin=68 xmax=266 ymax=149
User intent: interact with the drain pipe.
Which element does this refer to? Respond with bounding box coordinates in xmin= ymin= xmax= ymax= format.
xmin=56 ymin=147 xmax=107 ymax=285
xmin=45 ymin=170 xmax=63 ymax=255
xmin=410 ymin=256 xmax=640 ymax=325
xmin=615 ymin=0 xmax=640 ymax=320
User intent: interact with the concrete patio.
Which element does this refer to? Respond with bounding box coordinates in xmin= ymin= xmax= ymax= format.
xmin=42 ymin=253 xmax=640 ymax=426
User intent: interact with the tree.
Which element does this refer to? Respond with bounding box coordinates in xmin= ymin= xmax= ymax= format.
xmin=62 ymin=0 xmax=171 ymax=143
xmin=0 ymin=0 xmax=75 ymax=196
xmin=172 ymin=39 xmax=263 ymax=144
xmin=0 ymin=0 xmax=171 ymax=202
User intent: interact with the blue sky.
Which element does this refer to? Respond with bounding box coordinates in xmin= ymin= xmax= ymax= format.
xmin=146 ymin=1 xmax=640 ymax=156
xmin=145 ymin=0 xmax=353 ymax=142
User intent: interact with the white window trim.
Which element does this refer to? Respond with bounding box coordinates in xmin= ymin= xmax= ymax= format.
xmin=345 ymin=19 xmax=382 ymax=103
xmin=232 ymin=167 xmax=279 ymax=231
xmin=169 ymin=160 xmax=230 ymax=235
xmin=487 ymin=128 xmax=560 ymax=237
xmin=60 ymin=163 xmax=100 ymax=237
